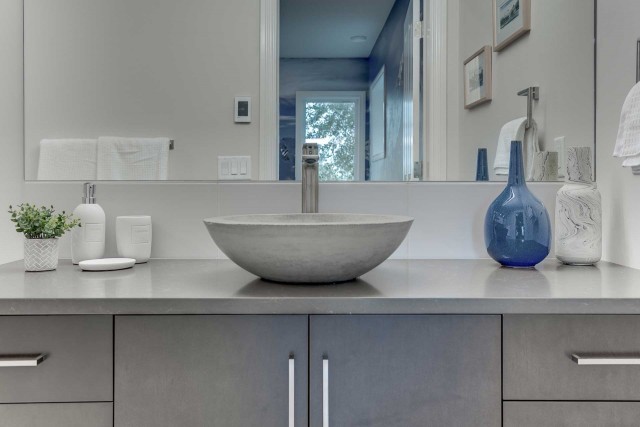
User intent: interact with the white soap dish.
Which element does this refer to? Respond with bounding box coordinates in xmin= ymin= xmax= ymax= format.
xmin=79 ymin=258 xmax=136 ymax=272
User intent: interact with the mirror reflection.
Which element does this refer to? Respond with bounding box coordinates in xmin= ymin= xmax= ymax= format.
xmin=24 ymin=0 xmax=595 ymax=182
xmin=278 ymin=0 xmax=420 ymax=182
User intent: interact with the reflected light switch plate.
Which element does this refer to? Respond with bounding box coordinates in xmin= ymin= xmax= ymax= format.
xmin=218 ymin=156 xmax=251 ymax=180
xmin=235 ymin=96 xmax=251 ymax=123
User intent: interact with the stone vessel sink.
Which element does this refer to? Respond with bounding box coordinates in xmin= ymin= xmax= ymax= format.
xmin=204 ymin=213 xmax=413 ymax=283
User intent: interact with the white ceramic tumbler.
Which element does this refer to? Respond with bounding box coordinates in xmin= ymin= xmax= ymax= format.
xmin=116 ymin=216 xmax=152 ymax=263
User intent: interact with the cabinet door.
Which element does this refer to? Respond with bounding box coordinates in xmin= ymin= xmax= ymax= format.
xmin=310 ymin=315 xmax=501 ymax=427
xmin=115 ymin=315 xmax=308 ymax=427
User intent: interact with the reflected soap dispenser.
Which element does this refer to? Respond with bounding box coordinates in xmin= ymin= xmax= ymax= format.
xmin=72 ymin=183 xmax=106 ymax=264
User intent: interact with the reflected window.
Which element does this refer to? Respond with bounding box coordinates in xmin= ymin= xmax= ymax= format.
xmin=295 ymin=92 xmax=366 ymax=181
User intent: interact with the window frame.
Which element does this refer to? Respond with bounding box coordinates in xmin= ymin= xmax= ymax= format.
xmin=294 ymin=91 xmax=367 ymax=181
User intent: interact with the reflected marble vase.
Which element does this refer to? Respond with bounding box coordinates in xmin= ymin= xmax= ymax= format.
xmin=555 ymin=147 xmax=602 ymax=265
xmin=484 ymin=141 xmax=551 ymax=268
xmin=531 ymin=151 xmax=559 ymax=181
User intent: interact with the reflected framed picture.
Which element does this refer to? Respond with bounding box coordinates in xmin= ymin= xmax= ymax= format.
xmin=463 ymin=46 xmax=492 ymax=109
xmin=493 ymin=0 xmax=531 ymax=51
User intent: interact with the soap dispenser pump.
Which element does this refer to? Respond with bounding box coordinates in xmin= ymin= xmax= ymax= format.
xmin=71 ymin=183 xmax=106 ymax=264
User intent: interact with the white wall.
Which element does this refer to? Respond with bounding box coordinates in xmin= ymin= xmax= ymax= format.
xmin=15 ymin=0 xmax=640 ymax=268
xmin=0 ymin=0 xmax=563 ymax=264
xmin=447 ymin=0 xmax=595 ymax=182
xmin=0 ymin=0 xmax=25 ymax=264
xmin=22 ymin=181 xmax=561 ymax=260
xmin=597 ymin=0 xmax=640 ymax=269
xmin=24 ymin=0 xmax=260 ymax=181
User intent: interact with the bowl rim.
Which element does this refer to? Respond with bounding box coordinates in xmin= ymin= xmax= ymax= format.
xmin=204 ymin=213 xmax=414 ymax=226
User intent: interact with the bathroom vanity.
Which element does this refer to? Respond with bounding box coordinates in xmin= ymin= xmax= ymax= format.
xmin=0 ymin=259 xmax=639 ymax=427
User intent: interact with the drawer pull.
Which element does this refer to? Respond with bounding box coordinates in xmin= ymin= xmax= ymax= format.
xmin=0 ymin=354 xmax=46 ymax=367
xmin=289 ymin=354 xmax=295 ymax=427
xmin=323 ymin=356 xmax=329 ymax=427
xmin=571 ymin=353 xmax=640 ymax=365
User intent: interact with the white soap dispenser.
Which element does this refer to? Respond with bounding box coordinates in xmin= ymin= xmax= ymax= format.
xmin=72 ymin=183 xmax=106 ymax=264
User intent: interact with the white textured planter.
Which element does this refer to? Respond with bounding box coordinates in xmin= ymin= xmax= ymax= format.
xmin=24 ymin=238 xmax=59 ymax=272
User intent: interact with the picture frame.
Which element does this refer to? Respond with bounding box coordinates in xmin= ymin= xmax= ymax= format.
xmin=463 ymin=46 xmax=492 ymax=109
xmin=493 ymin=0 xmax=531 ymax=52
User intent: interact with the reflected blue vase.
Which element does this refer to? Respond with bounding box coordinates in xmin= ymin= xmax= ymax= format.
xmin=484 ymin=141 xmax=551 ymax=268
xmin=476 ymin=148 xmax=489 ymax=181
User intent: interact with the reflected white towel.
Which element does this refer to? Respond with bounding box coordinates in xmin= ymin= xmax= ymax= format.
xmin=493 ymin=117 xmax=540 ymax=180
xmin=37 ymin=139 xmax=97 ymax=180
xmin=97 ymin=137 xmax=169 ymax=180
xmin=614 ymin=81 xmax=640 ymax=168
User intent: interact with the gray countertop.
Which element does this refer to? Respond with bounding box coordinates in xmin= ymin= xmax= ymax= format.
xmin=0 ymin=259 xmax=638 ymax=315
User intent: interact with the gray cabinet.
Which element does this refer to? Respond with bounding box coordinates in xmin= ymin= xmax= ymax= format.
xmin=504 ymin=402 xmax=640 ymax=427
xmin=0 ymin=403 xmax=112 ymax=427
xmin=309 ymin=315 xmax=501 ymax=427
xmin=0 ymin=315 xmax=112 ymax=403
xmin=115 ymin=315 xmax=308 ymax=427
xmin=504 ymin=315 xmax=640 ymax=400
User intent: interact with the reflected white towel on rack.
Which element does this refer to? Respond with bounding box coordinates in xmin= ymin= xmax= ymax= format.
xmin=37 ymin=139 xmax=97 ymax=180
xmin=614 ymin=81 xmax=640 ymax=168
xmin=493 ymin=118 xmax=540 ymax=180
xmin=97 ymin=137 xmax=170 ymax=180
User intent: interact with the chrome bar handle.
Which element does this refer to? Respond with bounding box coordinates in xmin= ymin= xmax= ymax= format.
xmin=289 ymin=354 xmax=295 ymax=427
xmin=322 ymin=356 xmax=329 ymax=427
xmin=0 ymin=354 xmax=46 ymax=367
xmin=572 ymin=353 xmax=640 ymax=365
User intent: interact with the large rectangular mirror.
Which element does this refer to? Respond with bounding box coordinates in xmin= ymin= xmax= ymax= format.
xmin=24 ymin=0 xmax=595 ymax=182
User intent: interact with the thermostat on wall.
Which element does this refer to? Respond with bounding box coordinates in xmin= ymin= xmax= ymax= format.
xmin=234 ymin=96 xmax=251 ymax=123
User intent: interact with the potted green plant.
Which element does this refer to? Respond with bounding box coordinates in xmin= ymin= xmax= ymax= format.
xmin=8 ymin=204 xmax=80 ymax=272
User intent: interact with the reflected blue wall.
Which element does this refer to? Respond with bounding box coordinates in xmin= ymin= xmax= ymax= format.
xmin=368 ymin=0 xmax=410 ymax=181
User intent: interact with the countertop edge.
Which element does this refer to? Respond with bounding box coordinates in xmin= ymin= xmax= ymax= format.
xmin=1 ymin=298 xmax=640 ymax=315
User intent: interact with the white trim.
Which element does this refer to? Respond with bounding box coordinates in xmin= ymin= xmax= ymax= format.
xmin=370 ymin=67 xmax=386 ymax=162
xmin=425 ymin=0 xmax=447 ymax=180
xmin=259 ymin=0 xmax=279 ymax=180
xmin=403 ymin=4 xmax=413 ymax=180
xmin=411 ymin=0 xmax=422 ymax=180
xmin=295 ymin=91 xmax=366 ymax=181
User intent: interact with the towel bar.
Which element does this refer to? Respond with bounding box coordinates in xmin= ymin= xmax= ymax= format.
xmin=517 ymin=87 xmax=539 ymax=130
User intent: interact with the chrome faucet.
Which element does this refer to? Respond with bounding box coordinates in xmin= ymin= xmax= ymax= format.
xmin=301 ymin=143 xmax=319 ymax=213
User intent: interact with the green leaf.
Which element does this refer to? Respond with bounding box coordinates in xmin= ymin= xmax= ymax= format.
xmin=8 ymin=203 xmax=79 ymax=238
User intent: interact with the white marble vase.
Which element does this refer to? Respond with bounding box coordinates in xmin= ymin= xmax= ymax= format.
xmin=555 ymin=147 xmax=602 ymax=265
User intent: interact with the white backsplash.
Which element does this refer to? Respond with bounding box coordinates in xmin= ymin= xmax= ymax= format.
xmin=23 ymin=181 xmax=562 ymax=260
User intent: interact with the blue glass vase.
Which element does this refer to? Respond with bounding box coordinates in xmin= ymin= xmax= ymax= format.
xmin=484 ymin=141 xmax=551 ymax=268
